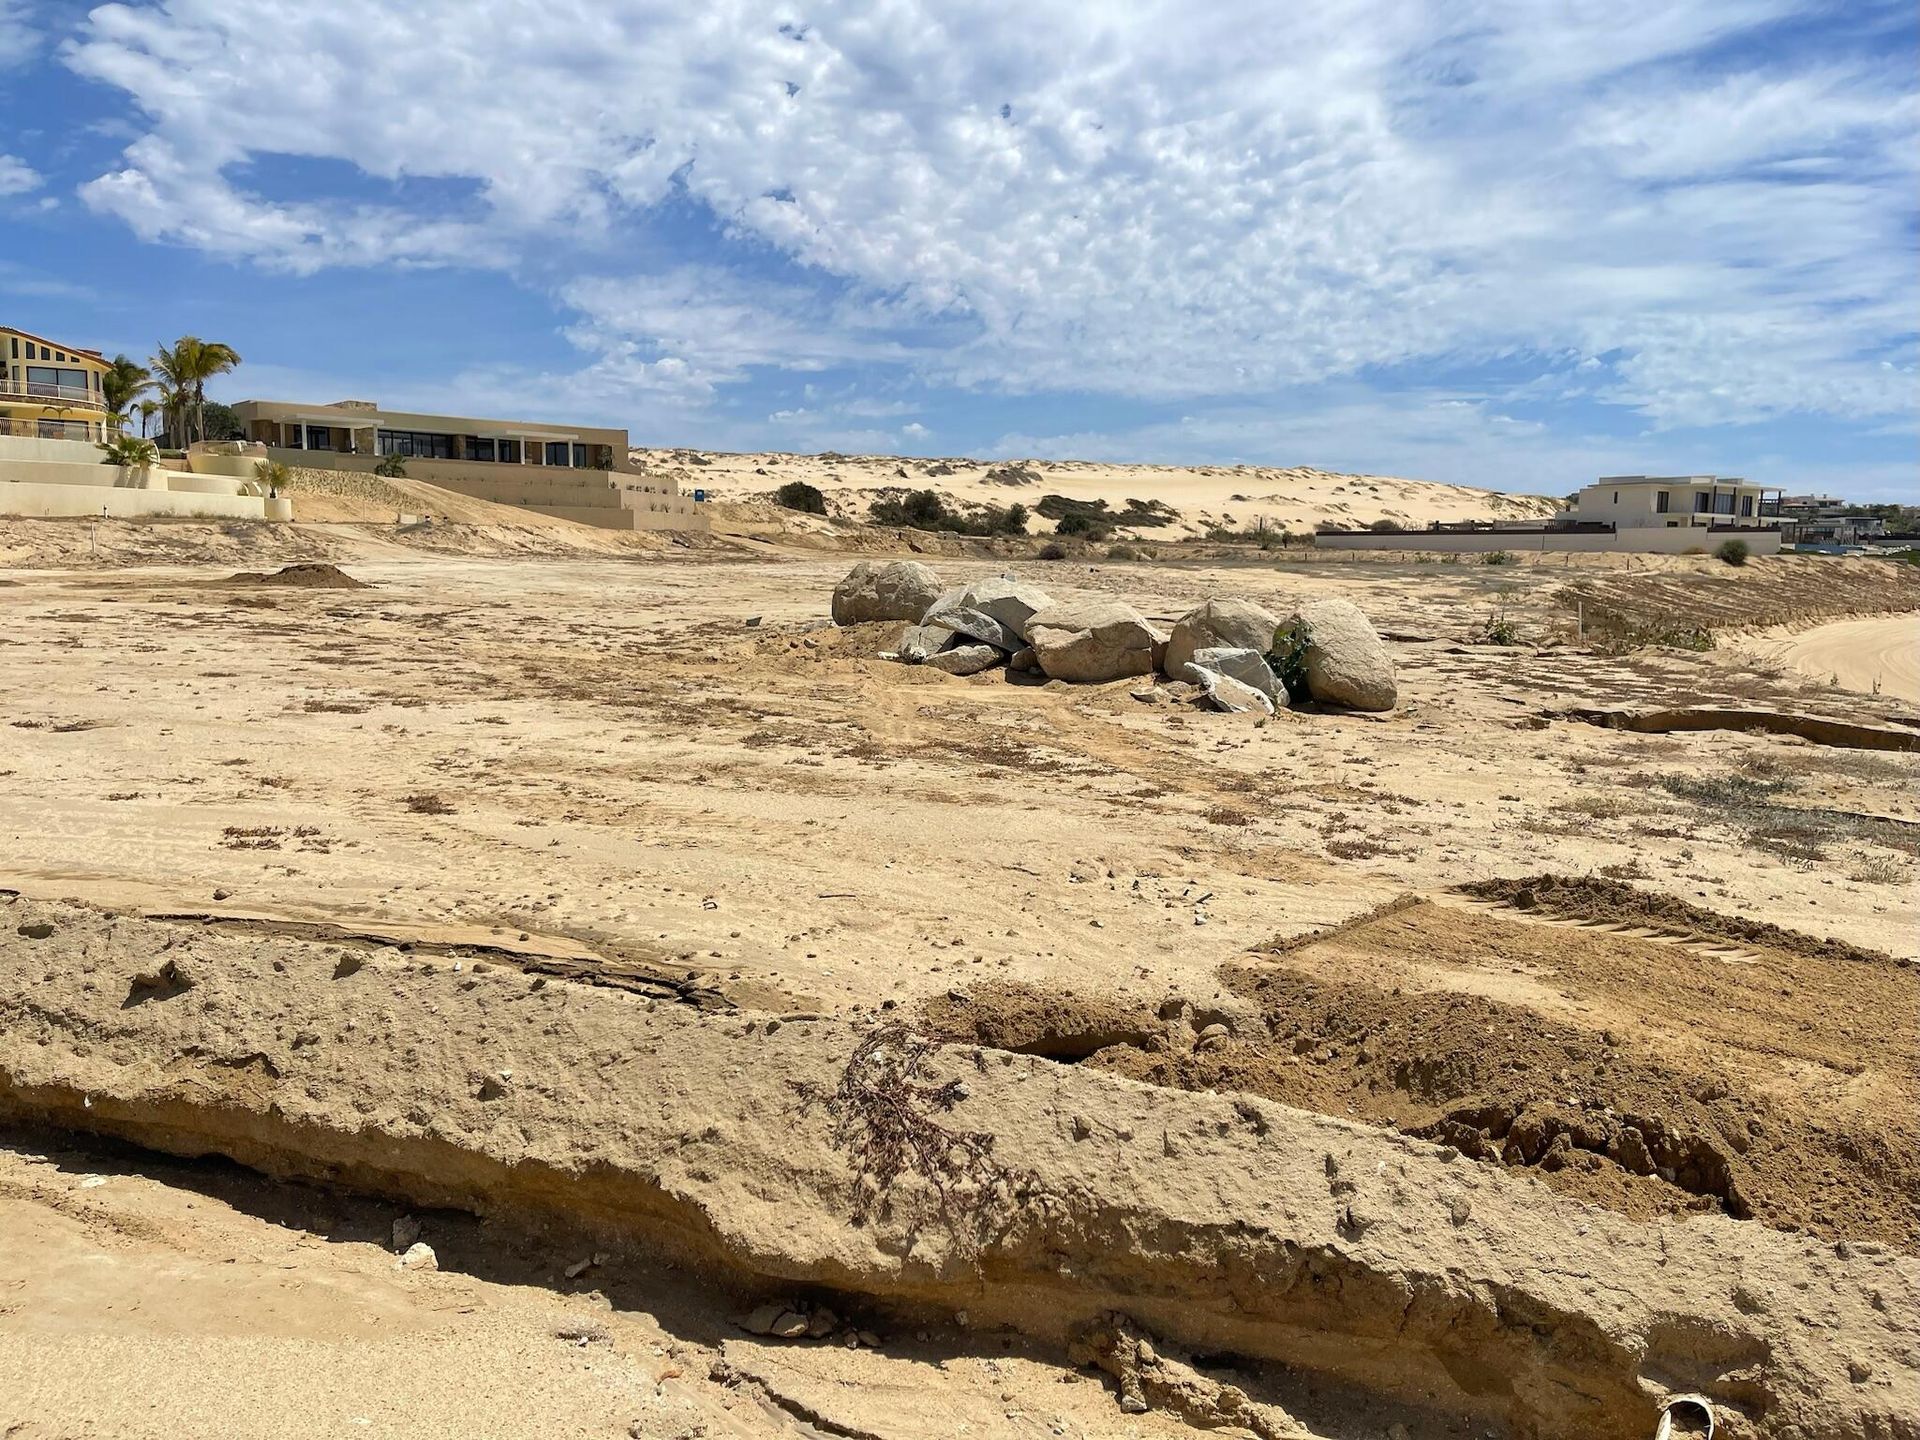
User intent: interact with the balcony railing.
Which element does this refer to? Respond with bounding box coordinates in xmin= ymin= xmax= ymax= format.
xmin=0 ymin=417 xmax=122 ymax=442
xmin=0 ymin=380 xmax=107 ymax=409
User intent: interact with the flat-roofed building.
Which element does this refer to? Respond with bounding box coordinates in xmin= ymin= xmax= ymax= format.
xmin=230 ymin=398 xmax=705 ymax=532
xmin=1557 ymin=475 xmax=1781 ymax=531
xmin=0 ymin=326 xmax=116 ymax=442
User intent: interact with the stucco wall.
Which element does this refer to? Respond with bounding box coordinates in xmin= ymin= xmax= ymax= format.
xmin=1317 ymin=526 xmax=1783 ymax=556
xmin=0 ymin=481 xmax=268 ymax=520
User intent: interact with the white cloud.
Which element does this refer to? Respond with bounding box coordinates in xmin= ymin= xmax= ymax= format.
xmin=0 ymin=0 xmax=38 ymax=71
xmin=59 ymin=0 xmax=1919 ymax=435
xmin=0 ymin=152 xmax=39 ymax=195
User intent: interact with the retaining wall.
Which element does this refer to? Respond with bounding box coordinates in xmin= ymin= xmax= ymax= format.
xmin=1316 ymin=526 xmax=1783 ymax=556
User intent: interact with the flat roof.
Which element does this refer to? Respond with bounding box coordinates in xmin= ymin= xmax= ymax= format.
xmin=234 ymin=398 xmax=624 ymax=442
xmin=1593 ymin=475 xmax=1751 ymax=486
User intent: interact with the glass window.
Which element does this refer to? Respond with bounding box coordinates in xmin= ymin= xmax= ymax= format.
xmin=1740 ymin=495 xmax=1753 ymax=516
xmin=1693 ymin=492 xmax=1711 ymax=513
xmin=1713 ymin=492 xmax=1735 ymax=515
xmin=572 ymin=443 xmax=588 ymax=469
xmin=498 ymin=438 xmax=521 ymax=465
xmin=468 ymin=436 xmax=496 ymax=462
xmin=1655 ymin=491 xmax=1669 ymax=513
xmin=546 ymin=441 xmax=571 ymax=467
xmin=285 ymin=423 xmax=303 ymax=449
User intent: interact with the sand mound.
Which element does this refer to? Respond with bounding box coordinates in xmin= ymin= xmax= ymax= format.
xmin=223 ymin=562 xmax=369 ymax=589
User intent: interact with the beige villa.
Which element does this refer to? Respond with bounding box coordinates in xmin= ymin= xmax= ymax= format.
xmin=231 ymin=398 xmax=706 ymax=532
xmin=1 ymin=326 xmax=115 ymax=442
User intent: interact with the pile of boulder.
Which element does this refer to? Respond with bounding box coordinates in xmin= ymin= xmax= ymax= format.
xmin=830 ymin=561 xmax=1396 ymax=713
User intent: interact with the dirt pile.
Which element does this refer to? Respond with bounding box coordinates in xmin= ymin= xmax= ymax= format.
xmin=222 ymin=561 xmax=369 ymax=589
xmin=5 ymin=896 xmax=1914 ymax=1439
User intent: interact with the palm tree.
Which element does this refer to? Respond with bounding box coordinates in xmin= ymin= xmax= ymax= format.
xmin=150 ymin=336 xmax=242 ymax=445
xmin=101 ymin=354 xmax=154 ymax=426
xmin=136 ymin=398 xmax=161 ymax=440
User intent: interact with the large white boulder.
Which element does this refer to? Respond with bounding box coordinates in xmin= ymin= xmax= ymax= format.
xmin=1203 ymin=673 xmax=1276 ymax=716
xmin=1283 ymin=598 xmax=1397 ymax=711
xmin=832 ymin=561 xmax=943 ymax=625
xmin=921 ymin=575 xmax=1055 ymax=652
xmin=1163 ymin=599 xmax=1281 ymax=677
xmin=1026 ymin=600 xmax=1158 ymax=683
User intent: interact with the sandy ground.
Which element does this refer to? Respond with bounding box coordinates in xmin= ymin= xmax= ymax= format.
xmin=2 ymin=523 xmax=1917 ymax=1438
xmin=1728 ymin=613 xmax=1920 ymax=704
xmin=634 ymin=448 xmax=1558 ymax=538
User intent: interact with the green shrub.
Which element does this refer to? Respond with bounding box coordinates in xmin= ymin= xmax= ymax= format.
xmin=97 ymin=435 xmax=158 ymax=468
xmin=774 ymin=479 xmax=828 ymax=515
xmin=1266 ymin=621 xmax=1310 ymax=700
xmin=1105 ymin=543 xmax=1141 ymax=561
xmin=868 ymin=488 xmax=1027 ymax=537
xmin=1038 ymin=541 xmax=1069 ymax=560
xmin=1053 ymin=510 xmax=1110 ymax=540
xmin=1481 ymin=549 xmax=1514 ymax=566
xmin=1715 ymin=538 xmax=1750 ymax=567
xmin=374 ymin=454 xmax=408 ymax=478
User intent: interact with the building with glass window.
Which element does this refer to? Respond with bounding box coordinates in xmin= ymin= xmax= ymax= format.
xmin=230 ymin=398 xmax=705 ymax=532
xmin=1557 ymin=476 xmax=1783 ymax=531
xmin=0 ymin=326 xmax=116 ymax=442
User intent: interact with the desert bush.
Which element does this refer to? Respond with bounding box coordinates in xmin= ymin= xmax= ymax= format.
xmin=1038 ymin=541 xmax=1069 ymax=560
xmin=374 ymin=453 xmax=408 ymax=478
xmin=790 ymin=1023 xmax=1028 ymax=1225
xmin=774 ymin=479 xmax=828 ymax=514
xmin=1266 ymin=620 xmax=1311 ymax=699
xmin=1105 ymin=543 xmax=1142 ymax=561
xmin=1368 ymin=518 xmax=1401 ymax=533
xmin=1053 ymin=510 xmax=1111 ymax=540
xmin=1481 ymin=549 xmax=1514 ymax=565
xmin=869 ymin=489 xmax=1026 ymax=536
xmin=1715 ymin=538 xmax=1750 ymax=566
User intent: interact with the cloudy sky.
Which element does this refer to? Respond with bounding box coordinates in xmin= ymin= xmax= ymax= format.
xmin=2 ymin=0 xmax=1914 ymax=498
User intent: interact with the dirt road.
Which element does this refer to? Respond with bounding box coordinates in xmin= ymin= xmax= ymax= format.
xmin=1731 ymin=612 xmax=1920 ymax=703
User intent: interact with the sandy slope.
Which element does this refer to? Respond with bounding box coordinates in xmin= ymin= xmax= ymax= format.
xmin=635 ymin=448 xmax=1557 ymax=538
xmin=1728 ymin=613 xmax=1920 ymax=704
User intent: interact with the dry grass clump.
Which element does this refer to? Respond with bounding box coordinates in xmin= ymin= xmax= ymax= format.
xmin=790 ymin=1022 xmax=1026 ymax=1226
xmin=402 ymin=792 xmax=456 ymax=815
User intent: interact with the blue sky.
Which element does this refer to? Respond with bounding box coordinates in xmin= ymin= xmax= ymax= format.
xmin=2 ymin=0 xmax=1915 ymax=500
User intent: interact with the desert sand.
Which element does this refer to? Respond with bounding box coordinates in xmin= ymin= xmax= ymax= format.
xmin=2 ymin=476 xmax=1917 ymax=1440
xmin=634 ymin=448 xmax=1560 ymax=538
xmin=1728 ymin=613 xmax=1920 ymax=704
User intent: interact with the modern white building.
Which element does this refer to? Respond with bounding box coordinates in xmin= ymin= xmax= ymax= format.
xmin=1555 ymin=476 xmax=1781 ymax=530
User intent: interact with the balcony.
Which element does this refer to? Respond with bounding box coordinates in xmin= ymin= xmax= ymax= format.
xmin=0 ymin=379 xmax=107 ymax=411
xmin=0 ymin=417 xmax=122 ymax=442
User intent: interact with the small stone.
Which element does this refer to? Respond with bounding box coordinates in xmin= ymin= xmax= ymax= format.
xmin=333 ymin=953 xmax=365 ymax=978
xmin=858 ymin=1331 xmax=882 ymax=1348
xmin=565 ymin=1257 xmax=594 ymax=1279
xmin=739 ymin=1303 xmax=787 ymax=1336
xmin=397 ymin=1242 xmax=437 ymax=1272
xmin=1847 ymin=1359 xmax=1871 ymax=1383
xmin=16 ymin=922 xmax=55 ymax=940
xmin=806 ymin=1308 xmax=838 ymax=1338
xmin=770 ymin=1310 xmax=810 ymax=1339
xmin=1449 ymin=1196 xmax=1472 ymax=1226
xmin=212 ymin=888 xmax=232 ymax=901
xmin=391 ymin=1215 xmax=422 ymax=1251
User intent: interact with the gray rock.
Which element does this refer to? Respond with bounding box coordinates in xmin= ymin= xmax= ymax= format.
xmin=740 ymin=1302 xmax=788 ymax=1336
xmin=924 ymin=600 xmax=1023 ymax=652
xmin=1026 ymin=600 xmax=1158 ymax=683
xmin=1202 ymin=673 xmax=1275 ymax=716
xmin=924 ymin=643 xmax=1004 ymax=676
xmin=1175 ymin=645 xmax=1287 ymax=704
xmin=1283 ymin=598 xmax=1397 ymax=710
xmin=897 ymin=622 xmax=960 ymax=663
xmin=953 ymin=576 xmax=1054 ymax=643
xmin=1008 ymin=647 xmax=1038 ymax=673
xmin=831 ymin=561 xmax=943 ymax=625
xmin=1163 ymin=599 xmax=1280 ymax=676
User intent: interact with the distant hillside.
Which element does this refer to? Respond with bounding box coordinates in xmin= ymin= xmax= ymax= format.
xmin=631 ymin=449 xmax=1557 ymax=539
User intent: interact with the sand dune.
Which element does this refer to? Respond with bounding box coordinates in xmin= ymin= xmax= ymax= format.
xmin=634 ymin=448 xmax=1557 ymax=538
